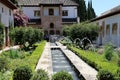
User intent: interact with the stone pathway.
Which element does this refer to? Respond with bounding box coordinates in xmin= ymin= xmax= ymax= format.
xmin=57 ymin=42 xmax=98 ymax=80
xmin=35 ymin=43 xmax=53 ymax=78
xmin=36 ymin=42 xmax=98 ymax=80
xmin=0 ymin=45 xmax=19 ymax=54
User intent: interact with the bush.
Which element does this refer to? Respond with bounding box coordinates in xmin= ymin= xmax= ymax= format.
xmin=52 ymin=71 xmax=73 ymax=80
xmin=0 ymin=23 xmax=4 ymax=47
xmin=0 ymin=57 xmax=8 ymax=71
xmin=13 ymin=66 xmax=32 ymax=80
xmin=10 ymin=27 xmax=43 ymax=46
xmin=115 ymin=69 xmax=120 ymax=80
xmin=97 ymin=69 xmax=114 ymax=80
xmin=62 ymin=22 xmax=98 ymax=48
xmin=117 ymin=59 xmax=120 ymax=67
xmin=104 ymin=43 xmax=114 ymax=61
xmin=0 ymin=71 xmax=12 ymax=80
xmin=31 ymin=69 xmax=49 ymax=80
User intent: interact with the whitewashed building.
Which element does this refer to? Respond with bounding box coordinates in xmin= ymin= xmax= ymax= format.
xmin=0 ymin=0 xmax=17 ymax=46
xmin=18 ymin=0 xmax=79 ymax=35
xmin=91 ymin=5 xmax=120 ymax=47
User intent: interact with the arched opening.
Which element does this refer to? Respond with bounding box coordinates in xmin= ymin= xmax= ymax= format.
xmin=56 ymin=30 xmax=60 ymax=35
xmin=50 ymin=23 xmax=54 ymax=28
xmin=49 ymin=30 xmax=54 ymax=35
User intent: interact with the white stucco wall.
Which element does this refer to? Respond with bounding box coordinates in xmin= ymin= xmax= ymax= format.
xmin=0 ymin=3 xmax=14 ymax=27
xmin=22 ymin=7 xmax=40 ymax=19
xmin=62 ymin=6 xmax=77 ymax=18
xmin=95 ymin=14 xmax=120 ymax=47
xmin=22 ymin=6 xmax=77 ymax=19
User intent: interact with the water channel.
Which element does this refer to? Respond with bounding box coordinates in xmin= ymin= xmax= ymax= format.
xmin=50 ymin=43 xmax=80 ymax=80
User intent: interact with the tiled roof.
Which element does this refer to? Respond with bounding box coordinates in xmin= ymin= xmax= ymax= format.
xmin=91 ymin=5 xmax=120 ymax=21
xmin=18 ymin=0 xmax=78 ymax=6
xmin=0 ymin=0 xmax=17 ymax=9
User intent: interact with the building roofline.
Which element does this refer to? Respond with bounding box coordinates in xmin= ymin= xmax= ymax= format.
xmin=0 ymin=0 xmax=17 ymax=9
xmin=91 ymin=5 xmax=120 ymax=22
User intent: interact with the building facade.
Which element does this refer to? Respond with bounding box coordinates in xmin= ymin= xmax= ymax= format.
xmin=92 ymin=5 xmax=120 ymax=47
xmin=18 ymin=0 xmax=79 ymax=35
xmin=0 ymin=0 xmax=17 ymax=46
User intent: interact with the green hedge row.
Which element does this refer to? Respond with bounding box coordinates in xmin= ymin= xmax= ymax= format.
xmin=67 ymin=46 xmax=119 ymax=79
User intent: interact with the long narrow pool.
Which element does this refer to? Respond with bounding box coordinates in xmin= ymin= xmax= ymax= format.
xmin=51 ymin=48 xmax=80 ymax=80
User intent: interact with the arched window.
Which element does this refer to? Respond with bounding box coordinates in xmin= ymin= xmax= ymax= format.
xmin=50 ymin=23 xmax=54 ymax=28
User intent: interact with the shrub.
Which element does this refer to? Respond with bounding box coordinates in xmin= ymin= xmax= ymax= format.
xmin=10 ymin=27 xmax=43 ymax=47
xmin=0 ymin=23 xmax=4 ymax=47
xmin=115 ymin=69 xmax=120 ymax=80
xmin=52 ymin=71 xmax=73 ymax=80
xmin=117 ymin=59 xmax=120 ymax=67
xmin=0 ymin=71 xmax=12 ymax=80
xmin=104 ymin=43 xmax=114 ymax=61
xmin=13 ymin=66 xmax=32 ymax=80
xmin=97 ymin=69 xmax=114 ymax=80
xmin=31 ymin=69 xmax=49 ymax=80
xmin=62 ymin=23 xmax=99 ymax=48
xmin=0 ymin=57 xmax=8 ymax=71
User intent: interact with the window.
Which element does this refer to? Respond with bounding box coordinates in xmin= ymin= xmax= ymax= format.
xmin=34 ymin=10 xmax=40 ymax=17
xmin=49 ymin=9 xmax=54 ymax=15
xmin=2 ymin=7 xmax=4 ymax=13
xmin=112 ymin=23 xmax=117 ymax=35
xmin=9 ymin=9 xmax=11 ymax=16
xmin=50 ymin=23 xmax=54 ymax=28
xmin=106 ymin=24 xmax=110 ymax=35
xmin=62 ymin=10 xmax=68 ymax=16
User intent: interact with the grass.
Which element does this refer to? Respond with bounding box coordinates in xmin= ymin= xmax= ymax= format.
xmin=68 ymin=46 xmax=119 ymax=75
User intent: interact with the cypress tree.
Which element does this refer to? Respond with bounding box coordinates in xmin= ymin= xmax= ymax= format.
xmin=76 ymin=0 xmax=87 ymax=22
xmin=87 ymin=0 xmax=96 ymax=20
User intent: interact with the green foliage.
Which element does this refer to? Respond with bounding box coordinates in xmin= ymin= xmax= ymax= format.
xmin=0 ymin=57 xmax=8 ymax=71
xmin=31 ymin=69 xmax=49 ymax=80
xmin=115 ymin=69 xmax=120 ymax=80
xmin=87 ymin=0 xmax=96 ymax=20
xmin=104 ymin=43 xmax=114 ymax=61
xmin=62 ymin=25 xmax=71 ymax=37
xmin=97 ymin=69 xmax=114 ymax=80
xmin=52 ymin=71 xmax=73 ymax=80
xmin=0 ymin=71 xmax=13 ymax=80
xmin=62 ymin=23 xmax=98 ymax=48
xmin=13 ymin=66 xmax=32 ymax=80
xmin=0 ymin=23 xmax=4 ymax=47
xmin=117 ymin=59 xmax=120 ymax=67
xmin=68 ymin=46 xmax=119 ymax=74
xmin=10 ymin=27 xmax=43 ymax=46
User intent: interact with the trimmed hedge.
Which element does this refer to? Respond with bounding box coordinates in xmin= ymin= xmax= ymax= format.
xmin=31 ymin=69 xmax=49 ymax=80
xmin=67 ymin=46 xmax=119 ymax=76
xmin=13 ymin=66 xmax=32 ymax=80
xmin=52 ymin=71 xmax=73 ymax=80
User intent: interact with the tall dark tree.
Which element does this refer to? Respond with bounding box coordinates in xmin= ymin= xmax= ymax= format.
xmin=10 ymin=0 xmax=18 ymax=5
xmin=87 ymin=0 xmax=96 ymax=20
xmin=76 ymin=0 xmax=87 ymax=22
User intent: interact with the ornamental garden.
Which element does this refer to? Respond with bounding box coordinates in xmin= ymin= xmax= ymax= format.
xmin=0 ymin=22 xmax=120 ymax=80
